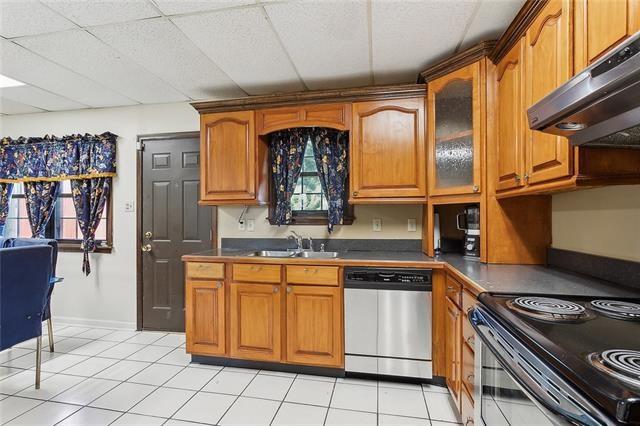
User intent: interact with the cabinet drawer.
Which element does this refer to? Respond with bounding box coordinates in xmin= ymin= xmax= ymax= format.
xmin=187 ymin=262 xmax=225 ymax=279
xmin=462 ymin=290 xmax=476 ymax=315
xmin=462 ymin=341 xmax=475 ymax=397
xmin=445 ymin=275 xmax=462 ymax=307
xmin=286 ymin=266 xmax=339 ymax=286
xmin=461 ymin=385 xmax=475 ymax=426
xmin=232 ymin=264 xmax=281 ymax=283
xmin=462 ymin=314 xmax=476 ymax=351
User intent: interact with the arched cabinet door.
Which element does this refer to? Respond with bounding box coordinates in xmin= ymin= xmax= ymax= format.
xmin=350 ymin=98 xmax=426 ymax=203
xmin=200 ymin=110 xmax=262 ymax=204
xmin=427 ymin=62 xmax=482 ymax=196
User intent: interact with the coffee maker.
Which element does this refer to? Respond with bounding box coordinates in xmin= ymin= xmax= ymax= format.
xmin=456 ymin=205 xmax=480 ymax=258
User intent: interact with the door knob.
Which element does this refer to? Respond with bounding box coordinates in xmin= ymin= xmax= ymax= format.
xmin=141 ymin=244 xmax=152 ymax=252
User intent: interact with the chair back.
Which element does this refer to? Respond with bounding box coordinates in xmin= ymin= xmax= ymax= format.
xmin=0 ymin=246 xmax=52 ymax=350
xmin=4 ymin=238 xmax=58 ymax=276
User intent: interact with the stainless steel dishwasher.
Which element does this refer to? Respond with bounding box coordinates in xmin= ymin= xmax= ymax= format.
xmin=344 ymin=267 xmax=432 ymax=380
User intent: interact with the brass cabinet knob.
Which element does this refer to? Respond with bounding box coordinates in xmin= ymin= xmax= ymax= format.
xmin=352 ymin=191 xmax=359 ymax=196
xmin=273 ymin=286 xmax=279 ymax=293
xmin=472 ymin=185 xmax=479 ymax=192
xmin=216 ymin=282 xmax=223 ymax=289
xmin=286 ymin=287 xmax=292 ymax=294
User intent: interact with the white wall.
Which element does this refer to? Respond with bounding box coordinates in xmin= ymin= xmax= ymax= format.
xmin=551 ymin=185 xmax=640 ymax=262
xmin=0 ymin=103 xmax=422 ymax=328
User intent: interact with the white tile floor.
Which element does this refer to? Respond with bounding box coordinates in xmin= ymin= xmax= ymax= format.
xmin=0 ymin=324 xmax=462 ymax=425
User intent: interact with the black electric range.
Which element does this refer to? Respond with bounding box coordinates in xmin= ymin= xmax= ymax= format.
xmin=471 ymin=293 xmax=640 ymax=425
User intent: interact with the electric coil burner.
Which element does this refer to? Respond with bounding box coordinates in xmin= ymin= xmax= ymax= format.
xmin=591 ymin=299 xmax=640 ymax=320
xmin=591 ymin=349 xmax=640 ymax=389
xmin=509 ymin=296 xmax=589 ymax=321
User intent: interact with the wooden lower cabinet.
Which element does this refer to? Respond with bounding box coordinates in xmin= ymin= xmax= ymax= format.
xmin=185 ymin=280 xmax=226 ymax=356
xmin=286 ymin=285 xmax=343 ymax=367
xmin=445 ymin=297 xmax=462 ymax=409
xmin=230 ymin=283 xmax=281 ymax=362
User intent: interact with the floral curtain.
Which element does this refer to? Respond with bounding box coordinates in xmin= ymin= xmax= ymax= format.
xmin=24 ymin=181 xmax=60 ymax=238
xmin=0 ymin=183 xmax=13 ymax=236
xmin=270 ymin=129 xmax=307 ymax=225
xmin=71 ymin=178 xmax=111 ymax=276
xmin=309 ymin=128 xmax=349 ymax=232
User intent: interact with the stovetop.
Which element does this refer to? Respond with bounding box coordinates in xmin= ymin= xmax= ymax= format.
xmin=479 ymin=293 xmax=640 ymax=424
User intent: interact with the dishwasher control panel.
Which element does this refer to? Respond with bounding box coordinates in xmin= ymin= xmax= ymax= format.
xmin=344 ymin=268 xmax=432 ymax=290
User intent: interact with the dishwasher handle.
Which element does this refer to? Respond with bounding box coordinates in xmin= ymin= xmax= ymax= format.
xmin=344 ymin=282 xmax=432 ymax=291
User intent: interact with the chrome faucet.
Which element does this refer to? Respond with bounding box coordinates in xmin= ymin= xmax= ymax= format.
xmin=307 ymin=237 xmax=314 ymax=252
xmin=288 ymin=231 xmax=304 ymax=251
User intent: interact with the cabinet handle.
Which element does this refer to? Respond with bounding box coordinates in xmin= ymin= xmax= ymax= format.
xmin=304 ymin=268 xmax=318 ymax=274
xmin=273 ymin=286 xmax=279 ymax=293
xmin=467 ymin=374 xmax=475 ymax=382
xmin=216 ymin=282 xmax=223 ymax=289
xmin=472 ymin=185 xmax=479 ymax=192
xmin=447 ymin=286 xmax=454 ymax=291
xmin=249 ymin=266 xmax=262 ymax=272
xmin=286 ymin=287 xmax=292 ymax=294
xmin=466 ymin=336 xmax=475 ymax=345
xmin=514 ymin=174 xmax=521 ymax=182
xmin=466 ymin=417 xmax=474 ymax=426
xmin=524 ymin=173 xmax=530 ymax=183
xmin=352 ymin=191 xmax=358 ymax=196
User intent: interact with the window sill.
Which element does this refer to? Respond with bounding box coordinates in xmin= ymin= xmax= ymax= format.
xmin=58 ymin=243 xmax=113 ymax=254
xmin=268 ymin=215 xmax=355 ymax=226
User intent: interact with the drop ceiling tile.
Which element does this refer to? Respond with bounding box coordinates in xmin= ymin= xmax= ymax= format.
xmin=152 ymin=0 xmax=255 ymax=15
xmin=14 ymin=30 xmax=187 ymax=104
xmin=0 ymin=39 xmax=136 ymax=108
xmin=0 ymin=0 xmax=76 ymax=38
xmin=371 ymin=0 xmax=478 ymax=84
xmin=42 ymin=0 xmax=160 ymax=27
xmin=0 ymin=85 xmax=88 ymax=111
xmin=459 ymin=0 xmax=524 ymax=51
xmin=265 ymin=1 xmax=370 ymax=90
xmin=90 ymin=18 xmax=245 ymax=100
xmin=0 ymin=97 xmax=44 ymax=114
xmin=172 ymin=7 xmax=304 ymax=95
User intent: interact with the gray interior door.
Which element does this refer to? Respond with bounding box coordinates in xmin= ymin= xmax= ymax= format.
xmin=141 ymin=134 xmax=214 ymax=332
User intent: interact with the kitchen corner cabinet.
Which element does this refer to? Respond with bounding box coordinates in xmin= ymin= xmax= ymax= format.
xmin=185 ymin=280 xmax=226 ymax=356
xmin=199 ymin=110 xmax=268 ymax=205
xmin=230 ymin=283 xmax=281 ymax=362
xmin=524 ymin=0 xmax=573 ymax=185
xmin=574 ymin=0 xmax=640 ymax=71
xmin=428 ymin=62 xmax=482 ymax=197
xmin=350 ymin=98 xmax=426 ymax=203
xmin=286 ymin=285 xmax=343 ymax=367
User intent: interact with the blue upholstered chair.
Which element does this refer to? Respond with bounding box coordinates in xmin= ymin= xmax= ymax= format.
xmin=4 ymin=238 xmax=61 ymax=352
xmin=0 ymin=246 xmax=53 ymax=388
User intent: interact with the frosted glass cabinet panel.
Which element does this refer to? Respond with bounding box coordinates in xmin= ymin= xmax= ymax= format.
xmin=428 ymin=62 xmax=482 ymax=196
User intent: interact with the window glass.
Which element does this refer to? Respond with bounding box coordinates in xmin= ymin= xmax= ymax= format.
xmin=292 ymin=139 xmax=328 ymax=213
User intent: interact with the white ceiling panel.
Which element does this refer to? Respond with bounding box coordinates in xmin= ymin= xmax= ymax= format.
xmin=172 ymin=7 xmax=305 ymax=95
xmin=0 ymin=85 xmax=88 ymax=111
xmin=459 ymin=0 xmax=524 ymax=51
xmin=42 ymin=0 xmax=160 ymax=27
xmin=0 ymin=39 xmax=137 ymax=108
xmin=0 ymin=97 xmax=44 ymax=114
xmin=151 ymin=0 xmax=255 ymax=15
xmin=265 ymin=1 xmax=371 ymax=90
xmin=0 ymin=0 xmax=76 ymax=38
xmin=90 ymin=18 xmax=245 ymax=100
xmin=14 ymin=30 xmax=188 ymax=104
xmin=371 ymin=0 xmax=478 ymax=84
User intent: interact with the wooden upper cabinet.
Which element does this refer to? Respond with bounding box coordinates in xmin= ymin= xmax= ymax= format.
xmin=524 ymin=0 xmax=573 ymax=185
xmin=575 ymin=0 xmax=640 ymax=71
xmin=495 ymin=40 xmax=526 ymax=192
xmin=185 ymin=280 xmax=225 ymax=356
xmin=428 ymin=62 xmax=482 ymax=196
xmin=350 ymin=98 xmax=426 ymax=203
xmin=256 ymin=103 xmax=350 ymax=135
xmin=230 ymin=283 xmax=282 ymax=362
xmin=286 ymin=285 xmax=343 ymax=367
xmin=200 ymin=110 xmax=267 ymax=205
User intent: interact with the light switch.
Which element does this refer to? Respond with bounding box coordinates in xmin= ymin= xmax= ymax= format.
xmin=247 ymin=219 xmax=255 ymax=232
xmin=408 ymin=218 xmax=417 ymax=232
xmin=372 ymin=218 xmax=382 ymax=232
xmin=124 ymin=201 xmax=135 ymax=213
xmin=238 ymin=221 xmax=246 ymax=231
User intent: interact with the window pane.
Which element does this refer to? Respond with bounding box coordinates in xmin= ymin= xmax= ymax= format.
xmin=60 ymin=218 xmax=78 ymax=239
xmin=60 ymin=180 xmax=72 ymax=194
xmin=290 ymin=194 xmax=302 ymax=211
xmin=303 ymin=193 xmax=322 ymax=210
xmin=61 ymin=197 xmax=75 ymax=218
xmin=12 ymin=183 xmax=24 ymax=196
xmin=4 ymin=219 xmax=17 ymax=238
xmin=18 ymin=199 xmax=27 ymax=217
xmin=302 ymin=156 xmax=317 ymax=173
xmin=18 ymin=219 xmax=31 ymax=238
xmin=95 ymin=220 xmax=107 ymax=240
xmin=302 ymin=176 xmax=321 ymax=194
xmin=293 ymin=179 xmax=302 ymax=194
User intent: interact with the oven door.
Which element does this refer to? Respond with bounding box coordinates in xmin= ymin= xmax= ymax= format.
xmin=470 ymin=307 xmax=612 ymax=426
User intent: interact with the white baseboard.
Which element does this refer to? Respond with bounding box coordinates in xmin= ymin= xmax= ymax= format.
xmin=53 ymin=316 xmax=136 ymax=330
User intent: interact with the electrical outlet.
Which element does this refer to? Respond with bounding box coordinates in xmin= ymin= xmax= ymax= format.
xmin=407 ymin=218 xmax=417 ymax=232
xmin=124 ymin=201 xmax=135 ymax=213
xmin=247 ymin=219 xmax=255 ymax=232
xmin=238 ymin=221 xmax=246 ymax=231
xmin=372 ymin=218 xmax=382 ymax=232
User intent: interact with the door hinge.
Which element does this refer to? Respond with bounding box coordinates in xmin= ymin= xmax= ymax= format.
xmin=136 ymin=141 xmax=145 ymax=151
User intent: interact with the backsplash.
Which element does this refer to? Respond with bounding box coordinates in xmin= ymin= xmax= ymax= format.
xmin=217 ymin=204 xmax=423 ymax=247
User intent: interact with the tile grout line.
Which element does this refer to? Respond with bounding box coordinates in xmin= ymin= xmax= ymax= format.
xmin=268 ymin=371 xmax=298 ymax=425
xmin=322 ymin=376 xmax=337 ymax=425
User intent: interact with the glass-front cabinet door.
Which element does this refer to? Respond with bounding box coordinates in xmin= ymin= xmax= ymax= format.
xmin=428 ymin=62 xmax=482 ymax=196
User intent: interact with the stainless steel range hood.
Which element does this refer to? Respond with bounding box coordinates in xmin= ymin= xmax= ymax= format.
xmin=528 ymin=31 xmax=640 ymax=148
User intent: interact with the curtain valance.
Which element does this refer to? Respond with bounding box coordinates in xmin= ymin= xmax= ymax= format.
xmin=0 ymin=132 xmax=117 ymax=183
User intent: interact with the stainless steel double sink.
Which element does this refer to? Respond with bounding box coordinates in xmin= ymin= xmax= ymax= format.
xmin=247 ymin=250 xmax=340 ymax=259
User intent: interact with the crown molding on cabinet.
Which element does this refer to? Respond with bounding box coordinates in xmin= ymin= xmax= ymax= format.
xmin=191 ymin=84 xmax=427 ymax=114
xmin=418 ymin=40 xmax=496 ymax=83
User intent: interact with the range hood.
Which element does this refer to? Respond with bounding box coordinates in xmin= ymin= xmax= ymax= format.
xmin=528 ymin=31 xmax=640 ymax=148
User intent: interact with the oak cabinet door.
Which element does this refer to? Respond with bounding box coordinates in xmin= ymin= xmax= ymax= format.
xmin=286 ymin=285 xmax=343 ymax=367
xmin=350 ymin=98 xmax=426 ymax=202
xmin=524 ymin=0 xmax=573 ymax=185
xmin=575 ymin=0 xmax=640 ymax=70
xmin=496 ymin=40 xmax=526 ymax=191
xmin=185 ymin=280 xmax=226 ymax=356
xmin=200 ymin=110 xmax=257 ymax=203
xmin=445 ymin=297 xmax=462 ymax=410
xmin=428 ymin=62 xmax=482 ymax=196
xmin=230 ymin=283 xmax=282 ymax=362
